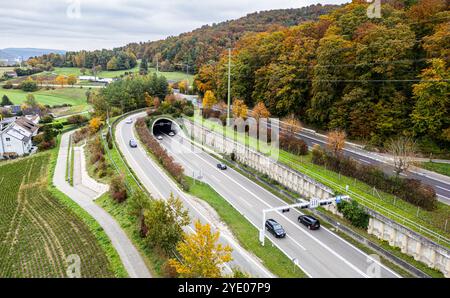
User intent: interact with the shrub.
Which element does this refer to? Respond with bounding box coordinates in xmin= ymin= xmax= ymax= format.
xmin=110 ymin=175 xmax=127 ymax=203
xmin=67 ymin=114 xmax=88 ymax=125
xmin=337 ymin=200 xmax=370 ymax=229
xmin=20 ymin=79 xmax=38 ymax=92
xmin=163 ymin=261 xmax=178 ymax=278
xmin=72 ymin=127 xmax=89 ymax=143
xmin=135 ymin=117 xmax=188 ymax=189
xmin=279 ymin=133 xmax=308 ymax=155
xmin=312 ymin=147 xmax=438 ymax=210
xmin=40 ymin=115 xmax=54 ymax=124
xmin=2 ymin=82 xmax=13 ymax=89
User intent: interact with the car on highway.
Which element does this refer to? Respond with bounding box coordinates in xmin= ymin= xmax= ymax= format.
xmin=126 ymin=118 xmax=133 ymax=124
xmin=217 ymin=163 xmax=227 ymax=170
xmin=168 ymin=131 xmax=175 ymax=136
xmin=157 ymin=135 xmax=163 ymax=140
xmin=129 ymin=139 xmax=138 ymax=148
xmin=265 ymin=219 xmax=286 ymax=238
xmin=298 ymin=215 xmax=320 ymax=230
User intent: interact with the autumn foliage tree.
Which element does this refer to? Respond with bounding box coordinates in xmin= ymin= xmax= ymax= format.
xmin=169 ymin=220 xmax=233 ymax=278
xmin=55 ymin=75 xmax=67 ymax=87
xmin=326 ymin=130 xmax=346 ymax=156
xmin=202 ymin=90 xmax=217 ymax=110
xmin=282 ymin=114 xmax=302 ymax=136
xmin=67 ymin=74 xmax=77 ymax=86
xmin=232 ymin=99 xmax=248 ymax=119
xmin=143 ymin=193 xmax=190 ymax=254
xmin=251 ymin=101 xmax=270 ymax=122
xmin=89 ymin=117 xmax=102 ymax=133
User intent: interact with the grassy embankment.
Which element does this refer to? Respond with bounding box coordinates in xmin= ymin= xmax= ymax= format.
xmin=420 ymin=162 xmax=450 ymax=178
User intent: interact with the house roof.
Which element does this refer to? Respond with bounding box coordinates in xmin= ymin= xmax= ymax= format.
xmin=14 ymin=117 xmax=38 ymax=134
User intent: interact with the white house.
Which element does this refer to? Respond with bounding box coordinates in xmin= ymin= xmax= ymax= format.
xmin=0 ymin=115 xmax=40 ymax=158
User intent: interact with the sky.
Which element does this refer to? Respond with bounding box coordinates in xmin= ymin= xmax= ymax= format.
xmin=0 ymin=0 xmax=347 ymax=51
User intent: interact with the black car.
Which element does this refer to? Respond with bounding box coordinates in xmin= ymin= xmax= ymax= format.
xmin=217 ymin=163 xmax=227 ymax=170
xmin=129 ymin=139 xmax=138 ymax=148
xmin=265 ymin=219 xmax=286 ymax=238
xmin=298 ymin=215 xmax=320 ymax=230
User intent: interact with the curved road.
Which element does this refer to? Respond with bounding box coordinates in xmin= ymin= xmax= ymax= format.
xmin=116 ymin=113 xmax=273 ymax=278
xmin=156 ymin=128 xmax=401 ymax=278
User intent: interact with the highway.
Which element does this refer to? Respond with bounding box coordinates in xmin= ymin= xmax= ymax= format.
xmin=115 ymin=113 xmax=274 ymax=278
xmin=176 ymin=92 xmax=450 ymax=204
xmin=155 ymin=128 xmax=401 ymax=277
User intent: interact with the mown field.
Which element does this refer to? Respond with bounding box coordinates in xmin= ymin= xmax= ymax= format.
xmin=0 ymin=153 xmax=115 ymax=277
xmin=0 ymin=88 xmax=90 ymax=110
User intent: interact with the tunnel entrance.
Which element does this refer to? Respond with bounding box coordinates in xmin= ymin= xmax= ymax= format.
xmin=152 ymin=118 xmax=178 ymax=136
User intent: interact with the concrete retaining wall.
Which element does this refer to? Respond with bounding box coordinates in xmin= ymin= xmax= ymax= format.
xmin=184 ymin=119 xmax=450 ymax=277
xmin=324 ymin=204 xmax=450 ymax=277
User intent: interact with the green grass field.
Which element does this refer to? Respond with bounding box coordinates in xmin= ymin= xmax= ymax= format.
xmin=0 ymin=87 xmax=90 ymax=110
xmin=0 ymin=153 xmax=116 ymax=277
xmin=421 ymin=162 xmax=450 ymax=177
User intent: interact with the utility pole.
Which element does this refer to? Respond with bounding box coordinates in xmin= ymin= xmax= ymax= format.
xmin=227 ymin=48 xmax=231 ymax=126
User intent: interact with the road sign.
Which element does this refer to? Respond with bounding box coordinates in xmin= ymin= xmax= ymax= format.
xmin=310 ymin=198 xmax=319 ymax=209
xmin=336 ymin=196 xmax=342 ymax=204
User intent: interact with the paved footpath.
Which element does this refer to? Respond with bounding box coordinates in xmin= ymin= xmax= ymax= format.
xmin=53 ymin=131 xmax=151 ymax=278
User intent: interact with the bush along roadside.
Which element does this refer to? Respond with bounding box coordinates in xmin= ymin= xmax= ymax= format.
xmin=135 ymin=117 xmax=189 ymax=190
xmin=311 ymin=146 xmax=437 ymax=211
xmin=336 ymin=200 xmax=370 ymax=229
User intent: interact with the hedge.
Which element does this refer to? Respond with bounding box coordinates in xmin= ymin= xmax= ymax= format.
xmin=312 ymin=146 xmax=437 ymax=211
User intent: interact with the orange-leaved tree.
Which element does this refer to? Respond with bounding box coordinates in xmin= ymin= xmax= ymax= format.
xmin=232 ymin=99 xmax=248 ymax=119
xmin=252 ymin=101 xmax=270 ymax=122
xmin=202 ymin=90 xmax=217 ymax=110
xmin=326 ymin=130 xmax=346 ymax=156
xmin=168 ymin=220 xmax=233 ymax=278
xmin=55 ymin=75 xmax=67 ymax=87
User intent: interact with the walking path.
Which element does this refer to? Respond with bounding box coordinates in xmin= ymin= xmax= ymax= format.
xmin=53 ymin=130 xmax=151 ymax=278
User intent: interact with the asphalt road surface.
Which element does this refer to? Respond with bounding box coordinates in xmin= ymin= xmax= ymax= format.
xmin=156 ymin=129 xmax=401 ymax=278
xmin=116 ymin=113 xmax=273 ymax=278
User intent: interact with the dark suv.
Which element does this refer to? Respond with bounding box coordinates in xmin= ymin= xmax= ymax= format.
xmin=298 ymin=215 xmax=320 ymax=230
xmin=265 ymin=219 xmax=286 ymax=238
xmin=217 ymin=163 xmax=227 ymax=170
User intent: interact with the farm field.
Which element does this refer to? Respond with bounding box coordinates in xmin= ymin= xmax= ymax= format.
xmin=0 ymin=153 xmax=115 ymax=277
xmin=0 ymin=87 xmax=90 ymax=110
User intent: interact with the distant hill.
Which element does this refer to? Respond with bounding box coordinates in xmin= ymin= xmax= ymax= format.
xmin=0 ymin=48 xmax=66 ymax=65
xmin=122 ymin=4 xmax=341 ymax=72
